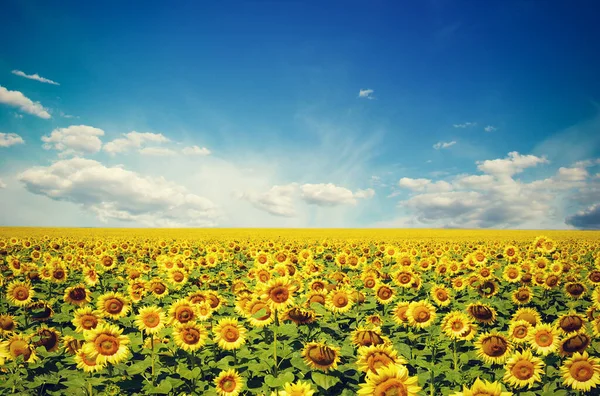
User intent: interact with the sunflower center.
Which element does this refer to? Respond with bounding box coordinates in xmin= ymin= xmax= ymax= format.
xmin=14 ymin=286 xmax=29 ymax=300
xmin=513 ymin=326 xmax=528 ymax=339
xmin=560 ymin=316 xmax=583 ymax=332
xmin=143 ymin=313 xmax=160 ymax=327
xmin=152 ymin=283 xmax=167 ymax=294
xmin=333 ymin=293 xmax=349 ymax=308
xmin=535 ymin=332 xmax=553 ymax=347
xmin=357 ymin=331 xmax=384 ymax=346
xmin=367 ymin=352 xmax=394 ymax=372
xmin=9 ymin=340 xmax=32 ymax=360
xmin=563 ymin=335 xmax=590 ymax=353
xmin=307 ymin=345 xmax=336 ymax=366
xmin=436 ymin=290 xmax=449 ymax=301
xmin=517 ymin=313 xmax=537 ymax=326
xmin=373 ymin=378 xmax=408 ymax=396
xmin=37 ymin=329 xmax=59 ymax=350
xmin=81 ymin=315 xmax=98 ymax=330
xmin=176 ymin=307 xmax=194 ymax=323
xmin=481 ymin=336 xmax=508 ymax=357
xmin=377 ymin=287 xmax=393 ymax=300
xmin=182 ymin=328 xmax=201 ymax=344
xmin=270 ymin=286 xmax=290 ymax=303
xmin=106 ymin=299 xmax=124 ymax=314
xmin=413 ymin=307 xmax=430 ymax=322
xmin=308 ymin=295 xmax=325 ymax=305
xmin=222 ymin=325 xmax=240 ymax=342
xmin=512 ymin=360 xmax=534 ymax=380
xmin=0 ymin=317 xmax=16 ymax=331
xmin=95 ymin=334 xmax=120 ymax=355
xmin=570 ymin=361 xmax=594 ymax=382
xmin=70 ymin=288 xmax=87 ymax=302
xmin=220 ymin=378 xmax=237 ymax=392
xmin=451 ymin=320 xmax=465 ymax=331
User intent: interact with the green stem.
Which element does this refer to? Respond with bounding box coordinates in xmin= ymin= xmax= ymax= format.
xmin=88 ymin=373 xmax=93 ymax=396
xmin=150 ymin=334 xmax=156 ymax=386
xmin=273 ymin=310 xmax=278 ymax=376
xmin=429 ymin=335 xmax=436 ymax=396
xmin=452 ymin=339 xmax=458 ymax=373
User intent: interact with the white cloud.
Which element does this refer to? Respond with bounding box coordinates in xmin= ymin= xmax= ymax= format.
xmin=355 ymin=188 xmax=375 ymax=199
xmin=484 ymin=125 xmax=497 ymax=132
xmin=358 ymin=89 xmax=375 ymax=99
xmin=557 ymin=167 xmax=588 ymax=182
xmin=453 ymin=122 xmax=475 ymax=128
xmin=0 ymin=86 xmax=51 ymax=119
xmin=139 ymin=147 xmax=176 ymax=156
xmin=18 ymin=157 xmax=219 ymax=227
xmin=12 ymin=70 xmax=60 ymax=85
xmin=573 ymin=158 xmax=600 ymax=168
xmin=0 ymin=179 xmax=6 ymax=189
xmin=42 ymin=125 xmax=104 ymax=156
xmin=0 ymin=132 xmax=25 ymax=147
xmin=240 ymin=183 xmax=298 ymax=217
xmin=398 ymin=177 xmax=453 ymax=193
xmin=301 ymin=183 xmax=371 ymax=206
xmin=60 ymin=112 xmax=76 ymax=119
xmin=182 ymin=145 xmax=211 ymax=156
xmin=103 ymin=131 xmax=169 ymax=155
xmin=477 ymin=151 xmax=548 ymax=176
xmin=565 ymin=204 xmax=600 ymax=230
xmin=433 ymin=140 xmax=456 ymax=150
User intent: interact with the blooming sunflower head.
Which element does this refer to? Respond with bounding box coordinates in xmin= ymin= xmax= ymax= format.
xmin=213 ymin=318 xmax=247 ymax=351
xmin=82 ymin=323 xmax=130 ymax=365
xmin=560 ymin=351 xmax=600 ymax=393
xmin=356 ymin=344 xmax=407 ymax=375
xmin=135 ymin=306 xmax=166 ymax=335
xmin=406 ymin=300 xmax=436 ymax=329
xmin=301 ymin=341 xmax=341 ymax=371
xmin=214 ymin=369 xmax=244 ymax=396
xmin=474 ymin=332 xmax=512 ymax=365
xmin=357 ymin=364 xmax=421 ymax=396
xmin=503 ymin=349 xmax=545 ymax=389
xmin=173 ymin=322 xmax=208 ymax=352
xmin=527 ymin=323 xmax=560 ymax=356
xmin=96 ymin=292 xmax=130 ymax=320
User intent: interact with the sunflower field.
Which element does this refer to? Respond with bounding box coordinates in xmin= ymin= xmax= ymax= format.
xmin=1 ymin=228 xmax=600 ymax=396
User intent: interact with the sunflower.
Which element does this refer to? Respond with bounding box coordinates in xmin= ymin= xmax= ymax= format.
xmin=406 ymin=300 xmax=436 ymax=329
xmin=279 ymin=380 xmax=315 ymax=396
xmin=72 ymin=306 xmax=105 ymax=333
xmin=512 ymin=308 xmax=540 ymax=327
xmin=560 ymin=351 xmax=600 ymax=392
xmin=475 ymin=332 xmax=512 ymax=365
xmin=503 ymin=349 xmax=544 ymax=389
xmin=34 ymin=326 xmax=61 ymax=352
xmin=173 ymin=322 xmax=208 ymax=352
xmin=6 ymin=280 xmax=35 ymax=307
xmin=466 ymin=303 xmax=497 ymax=325
xmin=97 ymin=292 xmax=130 ymax=320
xmin=282 ymin=307 xmax=317 ymax=325
xmin=0 ymin=333 xmax=38 ymax=363
xmin=326 ymin=288 xmax=354 ymax=314
xmin=213 ymin=318 xmax=247 ymax=350
xmin=0 ymin=314 xmax=17 ymax=334
xmin=502 ymin=265 xmax=522 ymax=283
xmin=356 ymin=344 xmax=407 ymax=374
xmin=449 ymin=377 xmax=512 ymax=396
xmin=148 ymin=279 xmax=169 ymax=299
xmin=64 ymin=284 xmax=91 ymax=306
xmin=374 ymin=284 xmax=395 ymax=305
xmin=245 ymin=298 xmax=275 ymax=328
xmin=507 ymin=320 xmax=532 ymax=344
xmin=430 ymin=284 xmax=452 ymax=307
xmin=82 ymin=323 xmax=130 ymax=365
xmin=357 ymin=364 xmax=421 ymax=396
xmin=135 ymin=306 xmax=166 ymax=335
xmin=302 ymin=342 xmax=341 ymax=371
xmin=214 ymin=369 xmax=244 ymax=396
xmin=168 ymin=299 xmax=198 ymax=326
xmin=351 ymin=327 xmax=388 ymax=348
xmin=527 ymin=323 xmax=560 ymax=356
xmin=305 ymin=291 xmax=327 ymax=307
xmin=441 ymin=311 xmax=473 ymax=340
xmin=261 ymin=277 xmax=298 ymax=311
xmin=559 ymin=331 xmax=591 ymax=357
xmin=565 ymin=282 xmax=587 ymax=300
xmin=63 ymin=335 xmax=84 ymax=355
xmin=74 ymin=349 xmax=106 ymax=373
xmin=556 ymin=312 xmax=586 ymax=335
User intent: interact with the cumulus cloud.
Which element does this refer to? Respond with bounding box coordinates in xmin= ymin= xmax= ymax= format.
xmin=42 ymin=125 xmax=104 ymax=156
xmin=182 ymin=146 xmax=211 ymax=156
xmin=139 ymin=147 xmax=176 ymax=156
xmin=358 ymin=89 xmax=375 ymax=99
xmin=433 ymin=141 xmax=456 ymax=150
xmin=398 ymin=177 xmax=452 ymax=193
xmin=0 ymin=179 xmax=6 ymax=189
xmin=18 ymin=157 xmax=219 ymax=226
xmin=240 ymin=183 xmax=298 ymax=217
xmin=12 ymin=70 xmax=60 ymax=85
xmin=477 ymin=151 xmax=548 ymax=177
xmin=103 ymin=131 xmax=169 ymax=155
xmin=565 ymin=204 xmax=600 ymax=229
xmin=0 ymin=86 xmax=51 ymax=118
xmin=484 ymin=125 xmax=497 ymax=132
xmin=453 ymin=122 xmax=475 ymax=128
xmin=0 ymin=132 xmax=25 ymax=147
xmin=301 ymin=183 xmax=373 ymax=206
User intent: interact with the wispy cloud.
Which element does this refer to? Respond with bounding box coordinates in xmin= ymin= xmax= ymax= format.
xmin=60 ymin=111 xmax=76 ymax=119
xmin=0 ymin=132 xmax=25 ymax=147
xmin=12 ymin=70 xmax=60 ymax=85
xmin=453 ymin=122 xmax=475 ymax=128
xmin=103 ymin=131 xmax=169 ymax=155
xmin=484 ymin=125 xmax=497 ymax=132
xmin=358 ymin=89 xmax=375 ymax=99
xmin=433 ymin=140 xmax=456 ymax=150
xmin=139 ymin=147 xmax=177 ymax=156
xmin=182 ymin=145 xmax=211 ymax=156
xmin=0 ymin=86 xmax=51 ymax=118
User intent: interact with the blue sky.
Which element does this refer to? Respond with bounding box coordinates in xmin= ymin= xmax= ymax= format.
xmin=1 ymin=0 xmax=599 ymax=228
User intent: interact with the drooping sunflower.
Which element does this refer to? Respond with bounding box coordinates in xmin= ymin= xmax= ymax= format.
xmin=449 ymin=377 xmax=512 ymax=396
xmin=357 ymin=364 xmax=421 ymax=396
xmin=0 ymin=333 xmax=38 ymax=363
xmin=63 ymin=284 xmax=91 ymax=306
xmin=261 ymin=277 xmax=298 ymax=311
xmin=512 ymin=308 xmax=541 ymax=327
xmin=558 ymin=331 xmax=591 ymax=357
xmin=302 ymin=341 xmax=341 ymax=371
xmin=565 ymin=282 xmax=587 ymax=300
xmin=279 ymin=380 xmax=315 ymax=396
xmin=528 ymin=324 xmax=560 ymax=356
xmin=214 ymin=369 xmax=245 ymax=396
xmin=173 ymin=322 xmax=208 ymax=352
xmin=82 ymin=323 xmax=130 ymax=365
xmin=135 ymin=306 xmax=166 ymax=335
xmin=74 ymin=349 xmax=106 ymax=373
xmin=466 ymin=303 xmax=497 ymax=325
xmin=63 ymin=335 xmax=84 ymax=355
xmin=72 ymin=306 xmax=105 ymax=333
xmin=96 ymin=292 xmax=130 ymax=320
xmin=406 ymin=300 xmax=437 ymax=329
xmin=351 ymin=327 xmax=388 ymax=348
xmin=507 ymin=320 xmax=532 ymax=345
xmin=356 ymin=344 xmax=407 ymax=374
xmin=305 ymin=291 xmax=327 ymax=307
xmin=0 ymin=314 xmax=17 ymax=334
xmin=556 ymin=312 xmax=586 ymax=335
xmin=6 ymin=280 xmax=35 ymax=307
xmin=474 ymin=332 xmax=512 ymax=365
xmin=391 ymin=301 xmax=410 ymax=327
xmin=34 ymin=326 xmax=61 ymax=352
xmin=326 ymin=288 xmax=354 ymax=314
xmin=502 ymin=349 xmax=544 ymax=389
xmin=282 ymin=306 xmax=317 ymax=325
xmin=560 ymin=351 xmax=600 ymax=392
xmin=213 ymin=318 xmax=247 ymax=350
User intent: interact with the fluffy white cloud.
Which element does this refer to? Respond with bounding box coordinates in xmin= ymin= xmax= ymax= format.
xmin=398 ymin=177 xmax=453 ymax=193
xmin=565 ymin=204 xmax=600 ymax=230
xmin=18 ymin=157 xmax=219 ymax=226
xmin=103 ymin=131 xmax=169 ymax=155
xmin=358 ymin=89 xmax=375 ymax=99
xmin=139 ymin=147 xmax=176 ymax=156
xmin=0 ymin=86 xmax=51 ymax=119
xmin=477 ymin=151 xmax=548 ymax=176
xmin=484 ymin=125 xmax=497 ymax=132
xmin=12 ymin=70 xmax=60 ymax=85
xmin=453 ymin=122 xmax=475 ymax=128
xmin=182 ymin=145 xmax=211 ymax=156
xmin=42 ymin=125 xmax=104 ymax=156
xmin=240 ymin=183 xmax=298 ymax=217
xmin=301 ymin=183 xmax=373 ymax=206
xmin=0 ymin=132 xmax=25 ymax=147
xmin=433 ymin=141 xmax=456 ymax=150
xmin=0 ymin=179 xmax=6 ymax=189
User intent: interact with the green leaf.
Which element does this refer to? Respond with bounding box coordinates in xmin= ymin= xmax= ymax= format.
xmin=311 ymin=372 xmax=340 ymax=390
xmin=127 ymin=356 xmax=153 ymax=375
xmin=146 ymin=379 xmax=172 ymax=394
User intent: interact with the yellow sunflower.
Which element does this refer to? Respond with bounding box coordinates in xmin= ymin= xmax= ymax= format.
xmin=449 ymin=377 xmax=512 ymax=396
xmin=63 ymin=284 xmax=91 ymax=306
xmin=214 ymin=369 xmax=244 ymax=396
xmin=302 ymin=341 xmax=341 ymax=371
xmin=406 ymin=300 xmax=436 ymax=329
xmin=0 ymin=314 xmax=17 ymax=334
xmin=213 ymin=318 xmax=247 ymax=350
xmin=556 ymin=312 xmax=586 ymax=335
xmin=527 ymin=324 xmax=560 ymax=356
xmin=0 ymin=333 xmax=38 ymax=363
xmin=560 ymin=351 xmax=600 ymax=392
xmin=72 ymin=306 xmax=105 ymax=333
xmin=135 ymin=306 xmax=166 ymax=335
xmin=96 ymin=292 xmax=130 ymax=320
xmin=503 ymin=349 xmax=544 ymax=389
xmin=74 ymin=349 xmax=106 ymax=373
xmin=168 ymin=299 xmax=199 ymax=326
xmin=558 ymin=331 xmax=591 ymax=357
xmin=173 ymin=322 xmax=208 ymax=352
xmin=441 ymin=311 xmax=473 ymax=340
xmin=356 ymin=344 xmax=407 ymax=374
xmin=466 ymin=303 xmax=497 ymax=325
xmin=326 ymin=288 xmax=354 ymax=314
xmin=512 ymin=308 xmax=540 ymax=327
xmin=261 ymin=277 xmax=297 ymax=311
xmin=6 ymin=280 xmax=35 ymax=307
xmin=357 ymin=364 xmax=421 ymax=396
xmin=507 ymin=320 xmax=532 ymax=344
xmin=374 ymin=283 xmax=395 ymax=305
xmin=351 ymin=327 xmax=388 ymax=348
xmin=430 ymin=284 xmax=452 ymax=307
xmin=245 ymin=298 xmax=275 ymax=328
xmin=475 ymin=332 xmax=512 ymax=365
xmin=279 ymin=380 xmax=315 ymax=396
xmin=81 ymin=323 xmax=130 ymax=365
